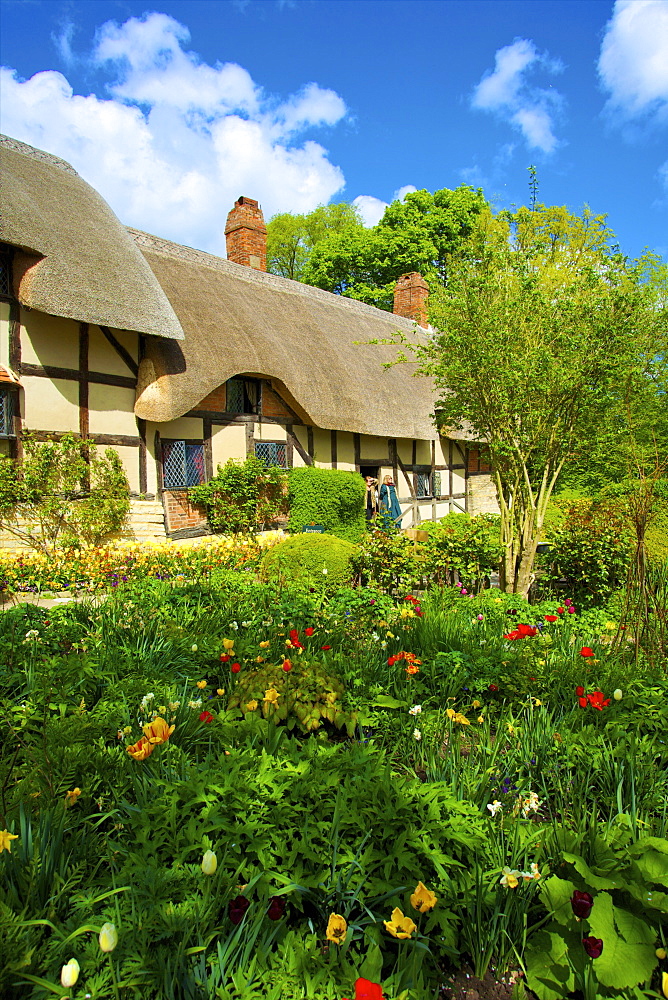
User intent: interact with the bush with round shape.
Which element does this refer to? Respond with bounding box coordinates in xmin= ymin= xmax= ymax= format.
xmin=260 ymin=533 xmax=357 ymax=590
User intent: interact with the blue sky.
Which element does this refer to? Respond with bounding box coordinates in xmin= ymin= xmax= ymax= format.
xmin=1 ymin=0 xmax=667 ymax=261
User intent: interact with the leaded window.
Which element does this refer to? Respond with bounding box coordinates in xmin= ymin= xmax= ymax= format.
xmin=254 ymin=441 xmax=288 ymax=468
xmin=226 ymin=378 xmax=260 ymax=414
xmin=0 ymin=246 xmax=12 ymax=297
xmin=0 ymin=389 xmax=15 ymax=437
xmin=416 ymin=472 xmax=431 ymax=497
xmin=162 ymin=440 xmax=205 ymax=488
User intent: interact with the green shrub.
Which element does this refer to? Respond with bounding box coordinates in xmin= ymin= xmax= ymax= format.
xmin=350 ymin=529 xmax=427 ymax=592
xmin=287 ymin=466 xmax=366 ymax=542
xmin=422 ymin=513 xmax=502 ymax=590
xmin=540 ymin=499 xmax=632 ymax=607
xmin=189 ymin=456 xmax=288 ymax=533
xmin=260 ymin=532 xmax=357 ymax=590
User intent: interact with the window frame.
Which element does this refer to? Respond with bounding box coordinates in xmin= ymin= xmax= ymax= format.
xmin=254 ymin=440 xmax=289 ymax=469
xmin=226 ymin=377 xmax=262 ymax=415
xmin=0 ymin=387 xmax=17 ymax=438
xmin=161 ymin=438 xmax=206 ymax=490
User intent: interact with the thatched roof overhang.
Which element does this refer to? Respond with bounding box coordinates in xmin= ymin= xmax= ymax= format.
xmin=0 ymin=136 xmax=183 ymax=341
xmin=131 ymin=230 xmax=441 ymax=439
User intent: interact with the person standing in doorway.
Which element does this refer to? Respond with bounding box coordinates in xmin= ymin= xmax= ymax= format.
xmin=365 ymin=476 xmax=378 ymax=523
xmin=379 ymin=475 xmax=402 ymax=528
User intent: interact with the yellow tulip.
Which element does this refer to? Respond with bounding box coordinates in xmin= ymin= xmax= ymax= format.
xmin=263 ymin=688 xmax=279 ymax=706
xmin=663 ymin=971 xmax=668 ymax=1000
xmin=454 ymin=713 xmax=470 ymax=726
xmin=60 ymin=958 xmax=80 ymax=987
xmin=410 ymin=881 xmax=437 ymax=913
xmin=0 ymin=830 xmax=19 ymax=853
xmin=142 ymin=717 xmax=175 ymax=745
xmin=384 ymin=907 xmax=416 ymax=939
xmin=64 ymin=787 xmax=81 ymax=807
xmin=245 ymin=700 xmax=258 ymax=711
xmin=196 ymin=680 xmax=207 ymax=689
xmin=99 ymin=922 xmax=118 ymax=952
xmin=326 ymin=912 xmax=347 ymax=945
xmin=446 ymin=708 xmax=456 ymax=720
xmin=201 ymin=850 xmax=217 ymax=875
xmin=259 ymin=640 xmax=270 ymax=648
xmin=223 ymin=638 xmax=235 ymax=650
xmin=126 ymin=736 xmax=155 ymax=761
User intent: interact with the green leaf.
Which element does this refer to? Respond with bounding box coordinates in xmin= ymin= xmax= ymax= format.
xmin=525 ymin=929 xmax=577 ymax=1000
xmin=539 ymin=876 xmax=579 ymax=926
xmin=372 ymin=695 xmax=407 ymax=709
xmin=587 ymin=891 xmax=657 ymax=989
xmin=561 ymin=852 xmax=620 ymax=890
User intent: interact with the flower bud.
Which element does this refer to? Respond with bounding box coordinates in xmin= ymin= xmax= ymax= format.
xmin=60 ymin=958 xmax=80 ymax=987
xmin=613 ymin=689 xmax=622 ymax=701
xmin=201 ymin=849 xmax=217 ymax=875
xmin=99 ymin=922 xmax=118 ymax=953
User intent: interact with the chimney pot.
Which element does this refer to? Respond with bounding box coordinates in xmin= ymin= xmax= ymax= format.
xmin=393 ymin=271 xmax=429 ymax=327
xmin=225 ymin=196 xmax=267 ymax=271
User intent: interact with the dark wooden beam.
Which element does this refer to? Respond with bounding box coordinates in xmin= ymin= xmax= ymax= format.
xmin=353 ymin=433 xmax=360 ymax=472
xmin=389 ymin=438 xmax=398 ymax=483
xmin=137 ymin=417 xmax=147 ymax=495
xmin=27 ymin=430 xmax=141 ymax=447
xmin=330 ymin=430 xmax=337 ymax=468
xmin=9 ymin=300 xmax=21 ymax=373
xmin=99 ymin=325 xmax=139 ymax=376
xmin=203 ymin=417 xmax=213 ymax=479
xmin=20 ymin=363 xmax=136 ymax=390
xmin=78 ymin=323 xmax=89 ymax=441
xmin=307 ymin=426 xmax=314 ymax=461
xmin=287 ymin=429 xmax=312 ymax=466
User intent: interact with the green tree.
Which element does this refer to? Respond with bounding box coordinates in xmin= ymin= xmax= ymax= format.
xmin=302 ymin=185 xmax=487 ymax=310
xmin=266 ymin=202 xmax=363 ymax=280
xmin=400 ymin=204 xmax=667 ymax=597
xmin=0 ymin=433 xmax=130 ymax=553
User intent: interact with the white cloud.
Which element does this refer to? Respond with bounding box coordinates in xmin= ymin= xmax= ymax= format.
xmin=0 ymin=12 xmax=347 ymax=255
xmin=471 ymin=38 xmax=565 ymax=153
xmin=598 ymin=0 xmax=668 ymax=122
xmin=352 ymin=185 xmax=418 ymax=227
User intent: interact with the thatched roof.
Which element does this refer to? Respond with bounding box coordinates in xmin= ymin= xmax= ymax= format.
xmin=131 ymin=230 xmax=441 ymax=439
xmin=0 ymin=136 xmax=183 ymax=340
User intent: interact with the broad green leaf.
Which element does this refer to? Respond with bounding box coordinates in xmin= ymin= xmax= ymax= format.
xmin=587 ymin=891 xmax=657 ymax=990
xmin=372 ymin=695 xmax=407 ymax=709
xmin=561 ymin=852 xmax=620 ymax=890
xmin=539 ymin=876 xmax=578 ymax=926
xmin=525 ymin=929 xmax=577 ymax=1000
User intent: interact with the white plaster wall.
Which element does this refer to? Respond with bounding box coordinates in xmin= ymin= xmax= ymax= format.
xmin=336 ymin=431 xmax=356 ymax=471
xmin=313 ymin=427 xmax=331 ymax=467
xmin=158 ymin=416 xmax=203 ymax=440
xmin=22 ymin=375 xmax=79 ymax=431
xmin=88 ymin=326 xmax=138 ymax=377
xmin=211 ymin=423 xmax=246 ymax=468
xmin=415 ymin=439 xmax=431 ymax=464
xmin=256 ymin=421 xmax=287 ymax=441
xmin=21 ymin=311 xmax=79 ymax=369
xmin=397 ymin=438 xmax=413 ymax=464
xmin=88 ymin=384 xmax=138 ymax=436
xmin=111 ymin=444 xmax=140 ymax=493
xmin=359 ymin=434 xmax=388 ymax=461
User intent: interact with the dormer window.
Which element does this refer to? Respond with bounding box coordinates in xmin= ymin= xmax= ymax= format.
xmin=226 ymin=378 xmax=261 ymax=415
xmin=0 ymin=244 xmax=12 ymax=298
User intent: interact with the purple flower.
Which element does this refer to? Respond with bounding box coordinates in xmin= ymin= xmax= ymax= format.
xmin=571 ymin=891 xmax=594 ymax=919
xmin=582 ymin=936 xmax=603 ymax=958
xmin=229 ymin=895 xmax=250 ymax=925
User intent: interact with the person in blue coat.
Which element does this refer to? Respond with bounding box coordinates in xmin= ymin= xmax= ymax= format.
xmin=379 ymin=475 xmax=402 ymax=528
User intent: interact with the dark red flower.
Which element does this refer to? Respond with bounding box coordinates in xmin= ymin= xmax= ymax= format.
xmin=571 ymin=890 xmax=594 ymax=919
xmin=321 ymin=645 xmax=331 ymax=650
xmin=582 ymin=935 xmax=603 ymax=958
xmin=220 ymin=654 xmax=230 ymax=662
xmin=580 ymin=646 xmax=594 ymax=658
xmin=231 ymin=662 xmax=241 ymax=673
xmin=557 ymin=607 xmax=565 ymax=614
xmin=576 ymin=686 xmax=585 ymax=696
xmin=489 ymin=684 xmax=498 ymax=692
xmin=544 ymin=615 xmax=558 ymax=622
xmin=266 ymin=896 xmax=285 ymax=921
xmin=229 ymin=895 xmax=250 ymax=925
xmin=305 ymin=627 xmax=314 ymax=637
xmin=199 ymin=710 xmax=214 ymax=724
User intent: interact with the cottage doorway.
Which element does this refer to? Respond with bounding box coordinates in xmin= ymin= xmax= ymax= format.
xmin=359 ymin=465 xmax=380 ymax=482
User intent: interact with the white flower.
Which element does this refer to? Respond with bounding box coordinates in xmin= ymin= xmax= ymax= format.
xmin=230 ymin=621 xmax=239 ymax=630
xmin=613 ymin=688 xmax=622 ymax=700
xmin=60 ymin=958 xmax=80 ymax=987
xmin=413 ymin=728 xmax=422 ymax=741
xmin=191 ymin=644 xmax=198 ymax=652
xmin=188 ymin=699 xmax=202 ymax=709
xmin=380 ymin=641 xmax=387 ymax=649
xmin=487 ymin=800 xmax=503 ymax=817
xmin=322 ymin=567 xmax=328 ymax=575
xmin=408 ymin=705 xmax=422 ymax=716
xmin=99 ymin=922 xmax=118 ymax=952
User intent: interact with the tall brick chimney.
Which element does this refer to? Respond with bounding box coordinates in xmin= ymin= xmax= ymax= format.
xmin=393 ymin=272 xmax=429 ymax=327
xmin=224 ymin=196 xmax=267 ymax=271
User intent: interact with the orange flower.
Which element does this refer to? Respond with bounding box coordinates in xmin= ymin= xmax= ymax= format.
xmin=142 ymin=717 xmax=175 ymax=745
xmin=405 ymin=663 xmax=420 ymax=675
xmin=126 ymin=736 xmax=155 ymax=761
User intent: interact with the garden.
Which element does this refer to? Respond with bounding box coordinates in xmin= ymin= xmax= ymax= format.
xmin=1 ymin=492 xmax=667 ymax=1000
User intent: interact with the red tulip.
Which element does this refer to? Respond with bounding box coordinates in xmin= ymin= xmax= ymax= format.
xmin=544 ymin=615 xmax=558 ymax=622
xmin=220 ymin=654 xmax=230 ymax=662
xmin=305 ymin=627 xmax=314 ymax=637
xmin=282 ymin=659 xmax=293 ymax=672
xmin=231 ymin=662 xmax=241 ymax=673
xmin=582 ymin=935 xmax=603 ymax=958
xmin=199 ymin=710 xmax=214 ymax=724
xmin=571 ymin=890 xmax=594 ymax=919
xmin=580 ymin=646 xmax=594 ymax=658
xmin=587 ymin=691 xmax=610 ymax=711
xmin=342 ymin=978 xmax=384 ymax=1000
xmin=321 ymin=645 xmax=331 ymax=650
xmin=267 ymin=896 xmax=285 ymax=920
xmin=576 ymin=686 xmax=585 ymax=696
xmin=228 ymin=895 xmax=250 ymax=925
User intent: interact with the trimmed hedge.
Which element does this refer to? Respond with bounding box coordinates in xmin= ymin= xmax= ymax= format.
xmin=287 ymin=467 xmax=366 ymax=542
xmin=260 ymin=532 xmax=357 ymax=590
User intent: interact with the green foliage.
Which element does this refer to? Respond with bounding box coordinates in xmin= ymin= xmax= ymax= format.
xmin=0 ymin=432 xmax=129 ymax=553
xmin=228 ymin=657 xmax=357 ymax=734
xmin=287 ymin=466 xmax=366 ymax=542
xmin=266 ymin=202 xmax=363 ymax=280
xmin=351 ymin=530 xmax=427 ymax=592
xmin=301 ymin=185 xmax=487 ymax=310
xmin=422 ymin=513 xmax=502 ymax=590
xmin=189 ymin=455 xmax=288 ymax=533
xmin=260 ymin=532 xmax=357 ymax=590
xmin=411 ymin=205 xmax=667 ymax=599
xmin=541 ymin=499 xmax=632 ymax=606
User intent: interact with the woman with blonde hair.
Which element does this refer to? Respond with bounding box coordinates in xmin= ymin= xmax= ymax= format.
xmin=379 ymin=475 xmax=402 ymax=527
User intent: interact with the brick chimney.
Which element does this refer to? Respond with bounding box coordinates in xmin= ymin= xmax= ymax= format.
xmin=224 ymin=196 xmax=267 ymax=271
xmin=393 ymin=272 xmax=429 ymax=327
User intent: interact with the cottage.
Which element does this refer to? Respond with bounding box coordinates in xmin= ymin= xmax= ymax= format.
xmin=0 ymin=134 xmax=496 ymax=544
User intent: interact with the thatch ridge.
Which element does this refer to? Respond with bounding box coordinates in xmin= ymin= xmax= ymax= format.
xmin=131 ymin=230 xmax=441 ymax=439
xmin=0 ymin=135 xmax=184 ymax=341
